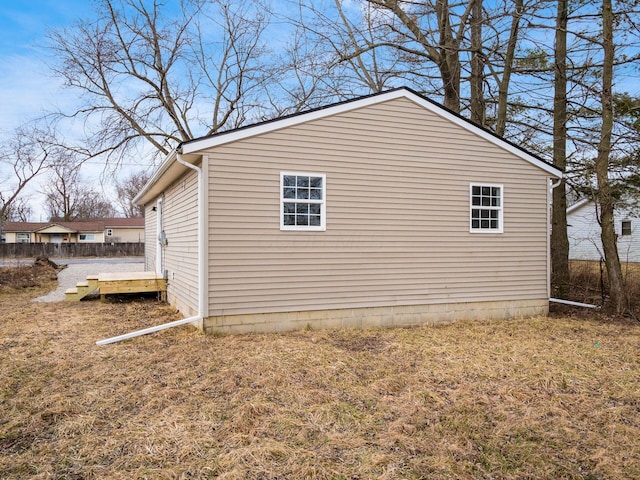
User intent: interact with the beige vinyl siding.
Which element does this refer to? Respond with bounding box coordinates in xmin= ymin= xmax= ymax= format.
xmin=205 ymin=97 xmax=550 ymax=316
xmin=144 ymin=204 xmax=157 ymax=272
xmin=162 ymin=169 xmax=199 ymax=316
xmin=108 ymin=227 xmax=144 ymax=243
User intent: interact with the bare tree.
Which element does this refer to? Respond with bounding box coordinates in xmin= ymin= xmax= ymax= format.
xmin=289 ymin=0 xmax=538 ymax=137
xmin=595 ymin=0 xmax=626 ymax=314
xmin=47 ymin=0 xmax=277 ymax=166
xmin=363 ymin=0 xmax=472 ymax=112
xmin=469 ymin=0 xmax=485 ymax=125
xmin=551 ymin=0 xmax=570 ymax=297
xmin=75 ymin=196 xmax=117 ymax=220
xmin=43 ymin=159 xmax=116 ymax=221
xmin=0 ymin=125 xmax=53 ymax=225
xmin=114 ymin=170 xmax=150 ymax=217
xmin=493 ymin=0 xmax=523 ymax=137
xmin=3 ymin=197 xmax=33 ymax=223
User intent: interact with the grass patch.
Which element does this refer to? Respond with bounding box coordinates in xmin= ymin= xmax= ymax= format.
xmin=0 ymin=265 xmax=639 ymax=478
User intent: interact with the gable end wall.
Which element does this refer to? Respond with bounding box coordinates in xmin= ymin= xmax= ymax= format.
xmin=201 ymin=97 xmax=551 ymax=330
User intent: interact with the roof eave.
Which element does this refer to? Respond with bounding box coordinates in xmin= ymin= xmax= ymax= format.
xmin=180 ymin=88 xmax=562 ymax=178
xmin=138 ymin=88 xmax=562 ymax=203
xmin=567 ymin=198 xmax=591 ymax=214
xmin=134 ymin=148 xmax=205 ymax=206
xmin=133 ymin=149 xmax=175 ymax=206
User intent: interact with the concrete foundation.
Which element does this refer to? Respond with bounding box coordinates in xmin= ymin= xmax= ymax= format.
xmin=201 ymin=299 xmax=549 ymax=335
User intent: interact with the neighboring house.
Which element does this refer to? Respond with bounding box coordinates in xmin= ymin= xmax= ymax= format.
xmin=567 ymin=199 xmax=640 ymax=262
xmin=104 ymin=217 xmax=146 ymax=243
xmin=134 ymin=87 xmax=562 ymax=334
xmin=2 ymin=217 xmax=144 ymax=244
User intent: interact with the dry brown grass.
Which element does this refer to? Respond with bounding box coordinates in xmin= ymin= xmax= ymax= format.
xmin=1 ymin=265 xmax=639 ymax=479
xmin=569 ymin=260 xmax=640 ymax=315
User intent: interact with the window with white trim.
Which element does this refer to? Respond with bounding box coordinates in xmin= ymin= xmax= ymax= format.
xmin=79 ymin=234 xmax=95 ymax=241
xmin=281 ymin=173 xmax=326 ymax=230
xmin=16 ymin=233 xmax=30 ymax=243
xmin=107 ymin=228 xmax=113 ymax=236
xmin=470 ymin=184 xmax=503 ymax=233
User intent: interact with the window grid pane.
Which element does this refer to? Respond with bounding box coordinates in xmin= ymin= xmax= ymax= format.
xmin=471 ymin=184 xmax=502 ymax=232
xmin=282 ymin=174 xmax=325 ymax=230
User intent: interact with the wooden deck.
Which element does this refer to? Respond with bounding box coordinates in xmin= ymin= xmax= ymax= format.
xmin=65 ymin=271 xmax=166 ymax=301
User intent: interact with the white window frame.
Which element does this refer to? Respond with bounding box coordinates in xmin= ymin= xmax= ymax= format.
xmin=106 ymin=228 xmax=113 ymax=236
xmin=280 ymin=172 xmax=326 ymax=231
xmin=470 ymin=183 xmax=504 ymax=233
xmin=16 ymin=233 xmax=30 ymax=243
xmin=79 ymin=234 xmax=95 ymax=242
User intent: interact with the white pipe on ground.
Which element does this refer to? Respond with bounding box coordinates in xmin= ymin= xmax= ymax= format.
xmin=96 ymin=152 xmax=205 ymax=346
xmin=549 ymin=297 xmax=600 ymax=309
xmin=96 ymin=316 xmax=202 ymax=345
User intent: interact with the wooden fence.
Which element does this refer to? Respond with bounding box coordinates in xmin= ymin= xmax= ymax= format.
xmin=0 ymin=242 xmax=145 ymax=258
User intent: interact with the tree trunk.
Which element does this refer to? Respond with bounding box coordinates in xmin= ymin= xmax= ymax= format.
xmin=596 ymin=0 xmax=627 ymax=314
xmin=470 ymin=0 xmax=485 ymax=125
xmin=495 ymin=0 xmax=522 ymax=137
xmin=551 ymin=0 xmax=570 ymax=297
xmin=436 ymin=0 xmax=462 ymax=112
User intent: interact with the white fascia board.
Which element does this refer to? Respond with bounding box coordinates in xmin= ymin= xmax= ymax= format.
xmin=181 ymin=88 xmax=562 ymax=178
xmin=133 ymin=148 xmax=178 ymax=205
xmin=35 ymin=224 xmax=76 ymax=233
xmin=179 ymin=91 xmax=407 ymax=154
xmin=138 ymin=89 xmax=561 ymax=206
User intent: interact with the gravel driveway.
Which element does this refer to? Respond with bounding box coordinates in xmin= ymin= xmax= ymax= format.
xmin=34 ymin=258 xmax=145 ymax=302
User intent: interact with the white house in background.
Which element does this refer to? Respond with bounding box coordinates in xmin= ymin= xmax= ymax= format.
xmin=134 ymin=87 xmax=562 ymax=335
xmin=567 ymin=199 xmax=640 ymax=262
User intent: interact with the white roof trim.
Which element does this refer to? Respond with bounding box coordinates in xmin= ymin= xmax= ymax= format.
xmin=133 ymin=148 xmax=178 ymax=205
xmin=567 ymin=198 xmax=592 ymax=214
xmin=136 ymin=88 xmax=561 ymax=205
xmin=181 ymin=88 xmax=562 ymax=177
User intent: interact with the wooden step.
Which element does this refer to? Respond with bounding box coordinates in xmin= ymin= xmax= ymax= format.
xmin=65 ymin=272 xmax=167 ymax=302
xmin=65 ymin=275 xmax=101 ymax=301
xmin=65 ymin=287 xmax=81 ymax=302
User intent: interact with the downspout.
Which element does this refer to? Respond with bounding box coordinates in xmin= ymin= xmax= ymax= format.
xmin=546 ymin=177 xmax=599 ymax=309
xmin=547 ymin=177 xmax=563 ymax=302
xmin=96 ymin=151 xmax=205 ymax=345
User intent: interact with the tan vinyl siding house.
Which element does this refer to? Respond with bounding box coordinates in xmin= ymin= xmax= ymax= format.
xmin=161 ymin=169 xmax=200 ymax=316
xmin=104 ymin=219 xmax=146 ymax=243
xmin=2 ymin=218 xmax=144 ymax=244
xmin=144 ymin=208 xmax=157 ymax=272
xmin=136 ymin=88 xmax=561 ymax=334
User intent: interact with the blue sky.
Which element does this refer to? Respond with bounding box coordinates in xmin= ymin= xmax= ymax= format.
xmin=0 ymin=1 xmax=95 ymax=133
xmin=0 ymin=1 xmax=123 ymax=220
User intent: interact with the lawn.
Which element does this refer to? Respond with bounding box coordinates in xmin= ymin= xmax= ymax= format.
xmin=1 ymin=264 xmax=639 ymax=479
